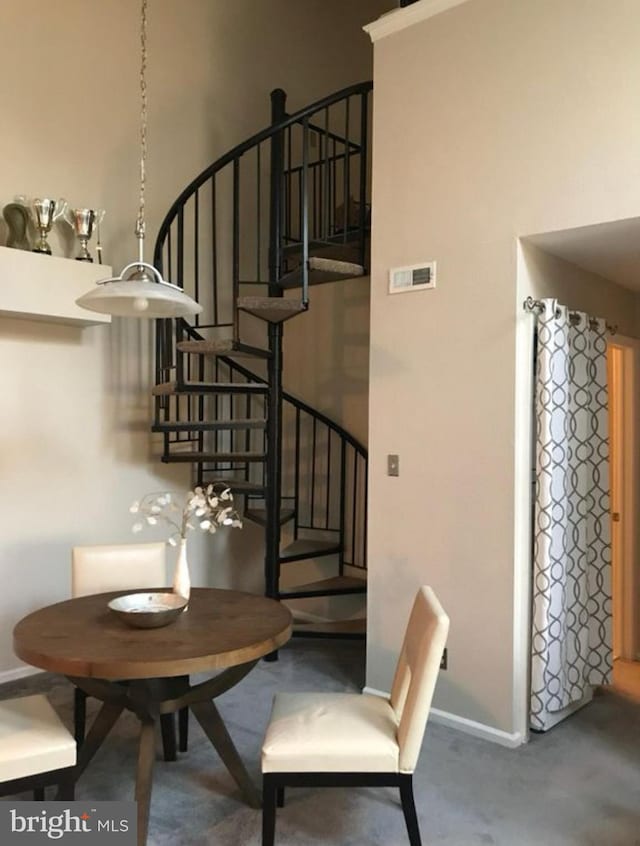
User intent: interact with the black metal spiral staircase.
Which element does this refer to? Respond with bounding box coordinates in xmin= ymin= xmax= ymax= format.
xmin=152 ymin=82 xmax=372 ymax=637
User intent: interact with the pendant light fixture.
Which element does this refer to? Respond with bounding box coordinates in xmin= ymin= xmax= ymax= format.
xmin=76 ymin=0 xmax=202 ymax=319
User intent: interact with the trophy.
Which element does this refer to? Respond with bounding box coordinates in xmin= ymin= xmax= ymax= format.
xmin=66 ymin=207 xmax=105 ymax=262
xmin=31 ymin=198 xmax=67 ymax=255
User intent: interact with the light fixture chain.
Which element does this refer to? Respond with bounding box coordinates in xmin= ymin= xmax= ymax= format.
xmin=76 ymin=0 xmax=201 ymax=316
xmin=137 ymin=0 xmax=148 ymax=241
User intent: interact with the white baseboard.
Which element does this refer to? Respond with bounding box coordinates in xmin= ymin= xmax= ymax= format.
xmin=429 ymin=708 xmax=523 ymax=748
xmin=0 ymin=666 xmax=42 ymax=686
xmin=363 ymin=686 xmax=524 ymax=749
xmin=363 ymin=685 xmax=390 ymax=699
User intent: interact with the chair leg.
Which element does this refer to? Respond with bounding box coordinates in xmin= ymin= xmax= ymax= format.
xmin=276 ymin=786 xmax=285 ymax=808
xmin=74 ymin=687 xmax=87 ymax=747
xmin=262 ymin=775 xmax=278 ymax=846
xmin=160 ymin=713 xmax=177 ymax=762
xmin=57 ymin=778 xmax=75 ymax=801
xmin=178 ymin=706 xmax=189 ymax=753
xmin=399 ymin=774 xmax=422 ymax=846
xmin=33 ymin=787 xmax=45 ymax=801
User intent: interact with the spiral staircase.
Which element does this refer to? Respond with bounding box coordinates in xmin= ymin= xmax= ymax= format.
xmin=151 ymin=83 xmax=372 ymax=637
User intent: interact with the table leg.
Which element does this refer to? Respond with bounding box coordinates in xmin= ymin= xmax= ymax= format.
xmin=135 ymin=718 xmax=156 ymax=846
xmin=190 ymin=700 xmax=262 ymax=808
xmin=73 ymin=701 xmax=125 ymax=782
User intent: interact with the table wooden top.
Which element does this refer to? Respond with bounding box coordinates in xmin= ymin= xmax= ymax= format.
xmin=13 ymin=588 xmax=292 ymax=680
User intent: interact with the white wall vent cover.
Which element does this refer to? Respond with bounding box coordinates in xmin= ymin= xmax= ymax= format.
xmin=389 ymin=261 xmax=436 ymax=294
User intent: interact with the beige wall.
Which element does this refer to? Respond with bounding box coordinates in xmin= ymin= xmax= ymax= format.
xmin=283 ymin=278 xmax=370 ymax=446
xmin=0 ymin=0 xmax=389 ymax=677
xmin=520 ymin=242 xmax=640 ymax=337
xmin=366 ymin=0 xmax=640 ymax=739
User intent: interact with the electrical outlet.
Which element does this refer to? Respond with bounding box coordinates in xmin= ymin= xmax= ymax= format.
xmin=440 ymin=648 xmax=448 ymax=670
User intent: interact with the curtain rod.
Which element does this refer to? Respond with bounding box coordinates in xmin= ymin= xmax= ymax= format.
xmin=523 ymin=297 xmax=617 ymax=335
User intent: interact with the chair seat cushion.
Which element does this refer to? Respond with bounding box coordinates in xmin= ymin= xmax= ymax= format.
xmin=262 ymin=692 xmax=399 ymax=774
xmin=0 ymin=695 xmax=76 ymax=783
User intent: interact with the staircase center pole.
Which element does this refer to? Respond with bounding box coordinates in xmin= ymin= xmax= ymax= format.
xmin=264 ymin=88 xmax=287 ymax=602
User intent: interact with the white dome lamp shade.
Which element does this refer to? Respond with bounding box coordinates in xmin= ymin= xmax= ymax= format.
xmin=76 ymin=0 xmax=202 ymax=320
xmin=76 ymin=251 xmax=202 ymax=319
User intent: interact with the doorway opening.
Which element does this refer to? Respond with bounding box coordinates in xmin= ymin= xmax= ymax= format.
xmin=515 ymin=222 xmax=640 ymax=737
xmin=608 ymin=336 xmax=640 ymax=702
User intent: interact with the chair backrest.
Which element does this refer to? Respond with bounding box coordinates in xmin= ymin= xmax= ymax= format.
xmin=71 ymin=542 xmax=167 ymax=598
xmin=389 ymin=586 xmax=450 ymax=773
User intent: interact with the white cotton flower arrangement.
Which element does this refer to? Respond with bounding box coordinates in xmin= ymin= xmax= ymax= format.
xmin=130 ymin=484 xmax=243 ymax=545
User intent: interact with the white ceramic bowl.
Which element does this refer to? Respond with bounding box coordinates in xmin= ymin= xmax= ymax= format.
xmin=108 ymin=592 xmax=188 ymax=629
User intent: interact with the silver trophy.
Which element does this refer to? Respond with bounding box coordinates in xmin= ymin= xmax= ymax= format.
xmin=31 ymin=198 xmax=67 ymax=255
xmin=66 ymin=207 xmax=105 ymax=262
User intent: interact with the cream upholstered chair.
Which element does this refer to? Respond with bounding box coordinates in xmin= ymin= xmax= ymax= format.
xmin=71 ymin=541 xmax=167 ymax=598
xmin=71 ymin=542 xmax=189 ymax=760
xmin=261 ymin=586 xmax=449 ymax=846
xmin=0 ymin=694 xmax=76 ymax=800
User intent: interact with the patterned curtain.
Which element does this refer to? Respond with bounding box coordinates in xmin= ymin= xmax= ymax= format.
xmin=530 ymin=299 xmax=612 ymax=732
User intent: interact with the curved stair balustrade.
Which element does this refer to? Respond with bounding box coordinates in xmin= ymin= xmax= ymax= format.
xmin=152 ymin=82 xmax=372 ymax=637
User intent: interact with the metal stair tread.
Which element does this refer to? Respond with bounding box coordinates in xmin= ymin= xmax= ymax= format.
xmin=279 ymin=538 xmax=342 ymax=561
xmin=151 ymin=380 xmax=267 ymax=395
xmin=152 ymin=418 xmax=267 ymax=432
xmin=244 ymin=506 xmax=295 ymax=527
xmin=237 ymin=296 xmax=307 ymax=323
xmin=176 ymin=339 xmax=270 ymax=358
xmin=194 ymin=478 xmax=265 ymax=494
xmin=162 ymin=451 xmax=266 ymax=463
xmin=278 ymin=256 xmax=365 ymax=290
xmin=291 ymin=618 xmax=367 ymax=638
xmin=279 ymin=575 xmax=366 ymax=598
xmin=282 ymin=232 xmax=362 ymax=254
xmin=282 ymin=241 xmax=361 ymax=264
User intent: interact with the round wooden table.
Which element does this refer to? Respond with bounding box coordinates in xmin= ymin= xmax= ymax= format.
xmin=14 ymin=588 xmax=292 ymax=846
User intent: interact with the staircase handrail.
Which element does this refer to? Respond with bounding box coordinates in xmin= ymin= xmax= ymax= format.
xmin=176 ymin=319 xmax=367 ymax=459
xmin=153 ymin=80 xmax=373 ymax=266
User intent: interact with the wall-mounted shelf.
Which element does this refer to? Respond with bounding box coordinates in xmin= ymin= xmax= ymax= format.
xmin=0 ymin=246 xmax=112 ymax=326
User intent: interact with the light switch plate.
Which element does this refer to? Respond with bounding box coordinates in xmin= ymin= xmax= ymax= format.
xmin=387 ymin=454 xmax=399 ymax=476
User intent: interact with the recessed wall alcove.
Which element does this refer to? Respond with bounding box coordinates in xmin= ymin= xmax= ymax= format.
xmin=519 ymin=217 xmax=640 ymax=336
